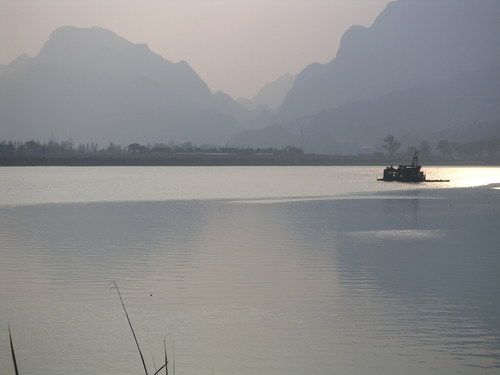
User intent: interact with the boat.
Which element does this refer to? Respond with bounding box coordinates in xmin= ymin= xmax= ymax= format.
xmin=377 ymin=151 xmax=449 ymax=183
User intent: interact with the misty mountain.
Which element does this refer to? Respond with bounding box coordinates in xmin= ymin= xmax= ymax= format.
xmin=238 ymin=73 xmax=295 ymax=111
xmin=278 ymin=0 xmax=500 ymax=122
xmin=229 ymin=63 xmax=500 ymax=154
xmin=212 ymin=90 xmax=254 ymax=125
xmin=431 ymin=122 xmax=500 ymax=145
xmin=228 ymin=124 xmax=297 ymax=150
xmin=3 ymin=53 xmax=33 ymax=77
xmin=0 ymin=26 xmax=250 ymax=144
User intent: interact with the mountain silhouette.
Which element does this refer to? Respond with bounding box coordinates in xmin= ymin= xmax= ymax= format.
xmin=238 ymin=73 xmax=295 ymax=111
xmin=230 ymin=63 xmax=500 ymax=154
xmin=0 ymin=26 xmax=249 ymax=144
xmin=278 ymin=0 xmax=500 ymax=122
xmin=230 ymin=0 xmax=500 ymax=153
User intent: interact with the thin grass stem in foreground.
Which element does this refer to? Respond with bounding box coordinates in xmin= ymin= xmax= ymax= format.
xmin=111 ymin=280 xmax=149 ymax=375
xmin=164 ymin=336 xmax=169 ymax=375
xmin=9 ymin=326 xmax=20 ymax=375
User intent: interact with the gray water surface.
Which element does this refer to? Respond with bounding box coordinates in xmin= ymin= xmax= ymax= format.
xmin=0 ymin=166 xmax=499 ymax=375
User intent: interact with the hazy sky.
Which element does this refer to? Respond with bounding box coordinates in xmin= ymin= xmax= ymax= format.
xmin=0 ymin=0 xmax=391 ymax=98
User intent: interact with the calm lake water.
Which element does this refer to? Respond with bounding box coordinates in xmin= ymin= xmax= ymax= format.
xmin=0 ymin=166 xmax=499 ymax=374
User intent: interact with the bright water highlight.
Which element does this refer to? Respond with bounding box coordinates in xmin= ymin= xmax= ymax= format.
xmin=0 ymin=166 xmax=499 ymax=375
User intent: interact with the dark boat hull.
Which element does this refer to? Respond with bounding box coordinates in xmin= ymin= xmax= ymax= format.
xmin=378 ymin=152 xmax=449 ymax=183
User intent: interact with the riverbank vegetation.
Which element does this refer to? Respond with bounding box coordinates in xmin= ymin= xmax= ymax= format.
xmin=0 ymin=137 xmax=498 ymax=166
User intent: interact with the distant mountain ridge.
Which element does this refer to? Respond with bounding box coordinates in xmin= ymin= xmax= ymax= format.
xmin=3 ymin=0 xmax=500 ymax=151
xmin=230 ymin=63 xmax=500 ymax=154
xmin=231 ymin=0 xmax=500 ymax=153
xmin=432 ymin=121 xmax=500 ymax=144
xmin=0 ymin=26 xmax=250 ymax=144
xmin=278 ymin=0 xmax=500 ymax=122
xmin=238 ymin=73 xmax=295 ymax=111
xmin=36 ymin=26 xmax=212 ymax=103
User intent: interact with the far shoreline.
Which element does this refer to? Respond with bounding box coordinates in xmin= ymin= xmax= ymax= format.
xmin=1 ymin=155 xmax=499 ymax=167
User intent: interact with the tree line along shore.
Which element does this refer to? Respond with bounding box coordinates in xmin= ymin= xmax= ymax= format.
xmin=0 ymin=136 xmax=499 ymax=166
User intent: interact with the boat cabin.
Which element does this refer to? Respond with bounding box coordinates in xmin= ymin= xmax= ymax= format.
xmin=380 ymin=152 xmax=426 ymax=182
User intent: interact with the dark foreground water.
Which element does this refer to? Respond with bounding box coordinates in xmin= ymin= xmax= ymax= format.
xmin=0 ymin=167 xmax=499 ymax=374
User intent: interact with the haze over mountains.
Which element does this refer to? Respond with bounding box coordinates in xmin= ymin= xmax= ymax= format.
xmin=238 ymin=73 xmax=295 ymax=111
xmin=1 ymin=0 xmax=499 ymax=153
xmin=231 ymin=63 xmax=500 ymax=153
xmin=0 ymin=26 xmax=250 ymax=144
xmin=279 ymin=0 xmax=500 ymax=121
xmin=231 ymin=0 xmax=500 ymax=153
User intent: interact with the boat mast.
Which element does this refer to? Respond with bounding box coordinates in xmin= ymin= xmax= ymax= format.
xmin=412 ymin=150 xmax=419 ymax=166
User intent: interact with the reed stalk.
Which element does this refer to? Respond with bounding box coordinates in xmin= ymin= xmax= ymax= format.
xmin=111 ymin=280 xmax=148 ymax=375
xmin=152 ymin=363 xmax=167 ymax=375
xmin=151 ymin=350 xmax=158 ymax=372
xmin=172 ymin=339 xmax=176 ymax=375
xmin=164 ymin=336 xmax=169 ymax=375
xmin=8 ymin=326 xmax=19 ymax=375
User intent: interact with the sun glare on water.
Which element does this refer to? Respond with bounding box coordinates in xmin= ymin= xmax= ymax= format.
xmin=425 ymin=167 xmax=500 ymax=188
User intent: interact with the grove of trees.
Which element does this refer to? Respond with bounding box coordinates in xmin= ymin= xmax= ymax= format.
xmin=0 ymin=136 xmax=498 ymax=163
xmin=381 ymin=135 xmax=500 ymax=161
xmin=0 ymin=139 xmax=305 ymax=158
